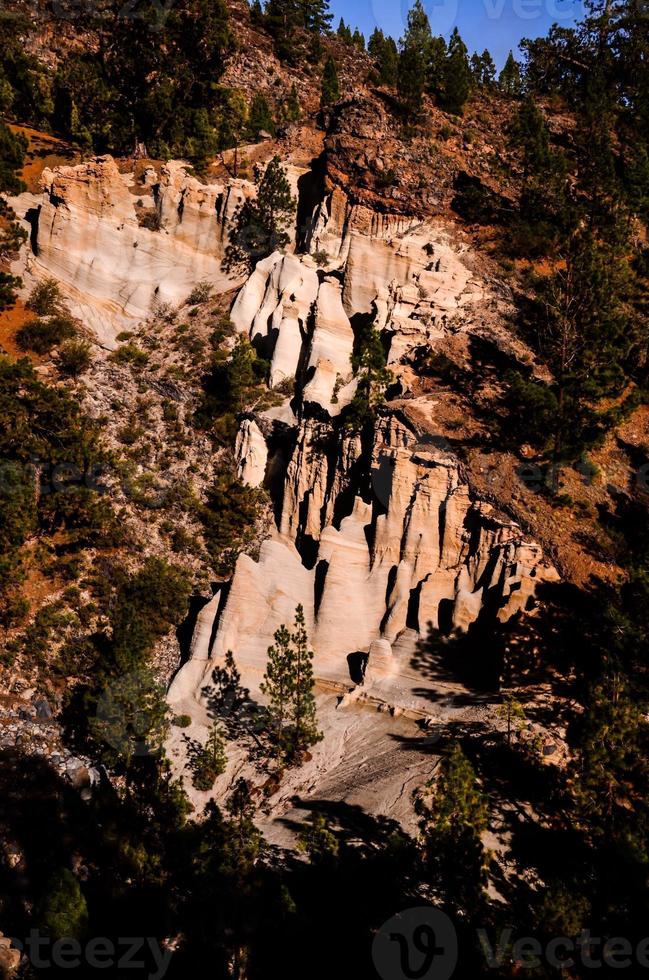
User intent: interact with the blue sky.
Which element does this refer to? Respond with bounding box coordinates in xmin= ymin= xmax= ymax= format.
xmin=330 ymin=0 xmax=585 ymax=67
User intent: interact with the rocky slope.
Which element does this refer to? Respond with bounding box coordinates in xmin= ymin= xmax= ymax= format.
xmin=9 ymin=5 xmax=642 ymax=834
xmin=1 ymin=114 xmax=572 ymax=827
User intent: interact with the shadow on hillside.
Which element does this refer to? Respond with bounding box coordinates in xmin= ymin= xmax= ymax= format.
xmin=0 ymin=750 xmax=176 ymax=976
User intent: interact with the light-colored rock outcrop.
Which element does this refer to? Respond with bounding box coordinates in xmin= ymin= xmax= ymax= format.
xmin=235 ymin=418 xmax=268 ymax=488
xmin=304 ymin=184 xmax=490 ymax=364
xmin=230 ymin=251 xmax=355 ymax=410
xmin=11 ymin=156 xmax=255 ymax=345
xmin=175 ymin=412 xmax=558 ymax=712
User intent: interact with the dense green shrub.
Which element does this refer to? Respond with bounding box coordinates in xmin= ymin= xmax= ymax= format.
xmin=186 ymin=720 xmax=227 ymax=790
xmin=0 ymin=271 xmax=21 ymax=310
xmin=56 ymin=338 xmax=93 ymax=377
xmin=109 ymin=343 xmax=149 ymax=368
xmin=199 ymin=469 xmax=265 ymax=576
xmin=0 ymin=356 xmax=110 ymax=625
xmin=16 ymin=314 xmax=77 ymax=354
xmin=0 ymin=121 xmax=26 ymax=194
xmin=38 ymin=869 xmax=88 ymax=940
xmin=26 ymin=278 xmax=63 ymax=316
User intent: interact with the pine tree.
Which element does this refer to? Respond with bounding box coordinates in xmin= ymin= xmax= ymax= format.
xmin=261 ymin=606 xmax=321 ymax=762
xmin=223 ymin=778 xmax=266 ymax=883
xmin=481 ymin=50 xmax=496 ymax=86
xmin=224 ymin=155 xmax=296 ymax=272
xmin=510 ymin=95 xmax=553 ymax=179
xmin=368 ymin=28 xmax=398 ymax=86
xmin=260 ymin=623 xmax=293 ymax=759
xmin=624 ymin=145 xmax=649 ymax=224
xmin=216 ymin=87 xmax=248 ymax=176
xmin=499 ymin=50 xmax=522 ymax=96
xmin=427 ymin=35 xmax=447 ymax=96
xmin=247 ymin=92 xmax=275 ymax=139
xmin=337 ymin=17 xmax=353 ymax=44
xmin=345 ymin=324 xmax=393 ymax=430
xmin=290 ymin=604 xmax=322 ymax=755
xmin=415 ymin=743 xmax=488 ymax=918
xmin=0 ymin=122 xmax=27 ymax=194
xmin=508 ymin=95 xmax=571 ymax=255
xmin=441 ymin=28 xmax=472 ymax=114
xmin=352 ymin=28 xmax=365 ymax=51
xmin=397 ymin=0 xmax=432 ymax=116
xmin=298 ymin=811 xmax=339 ymax=863
xmin=577 ymin=67 xmax=620 ymax=234
xmin=368 ymin=26 xmax=384 ymax=59
xmin=320 ymin=55 xmax=340 ymax=109
xmin=188 ymin=718 xmax=228 ymax=791
xmin=573 ymin=674 xmax=649 ymax=858
xmin=497 ymin=694 xmax=527 ymax=746
xmin=265 ymin=0 xmax=298 ymax=62
xmin=284 ymin=82 xmax=301 ymax=122
xmin=297 ymin=0 xmax=332 ymax=33
xmin=471 ymin=49 xmax=496 ymax=87
xmin=538 ymin=230 xmax=631 ymax=486
xmin=208 ymin=649 xmax=253 ymax=737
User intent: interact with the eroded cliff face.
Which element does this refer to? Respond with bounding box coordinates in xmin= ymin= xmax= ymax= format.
xmin=170 ymin=409 xmax=557 ymax=711
xmin=10 ymin=154 xmax=306 ymax=346
xmin=168 ymin=176 xmax=558 ymax=717
xmin=6 ymin=146 xmax=557 ymax=719
xmin=226 ymin=207 xmax=496 ymax=416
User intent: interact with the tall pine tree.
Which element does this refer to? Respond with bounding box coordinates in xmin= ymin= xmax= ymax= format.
xmin=368 ymin=28 xmax=398 ymax=86
xmin=290 ymin=604 xmax=322 ymax=756
xmin=260 ymin=623 xmax=293 ymax=760
xmin=320 ymin=55 xmax=340 ymax=109
xmin=440 ymin=28 xmax=472 ymax=114
xmin=397 ymin=0 xmax=432 ymax=116
xmin=415 ymin=743 xmax=488 ymax=919
xmin=224 ymin=155 xmax=296 ymax=272
xmin=499 ymin=50 xmax=522 ymax=96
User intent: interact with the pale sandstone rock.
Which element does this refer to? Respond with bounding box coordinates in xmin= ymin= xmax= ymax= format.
xmin=231 ymin=251 xmax=319 ymax=386
xmin=173 ymin=413 xmax=557 ymax=711
xmin=13 ymin=156 xmax=252 ymax=345
xmin=314 ymin=497 xmax=387 ymax=669
xmin=307 ymin=199 xmax=488 ymax=365
xmin=365 ymin=638 xmax=395 ymax=681
xmin=200 ymin=539 xmax=315 ymax=690
xmin=235 ymin=418 xmax=268 ymax=488
xmin=279 ymin=419 xmax=331 ymax=542
xmin=305 ymin=277 xmax=354 ymax=383
xmin=231 ymin=254 xmax=355 ymax=409
xmin=302 ymin=276 xmax=354 ymax=410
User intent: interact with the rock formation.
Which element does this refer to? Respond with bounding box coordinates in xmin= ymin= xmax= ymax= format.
xmin=170 ymin=411 xmax=557 ymax=711
xmin=230 ymin=250 xmax=357 ymax=410
xmin=163 ymin=165 xmax=559 ymax=716
xmin=10 ymin=154 xmax=306 ymax=347
xmin=5 ymin=149 xmax=558 ymax=718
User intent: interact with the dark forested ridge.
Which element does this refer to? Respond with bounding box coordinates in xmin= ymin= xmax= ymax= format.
xmin=1 ymin=0 xmax=649 ymax=977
